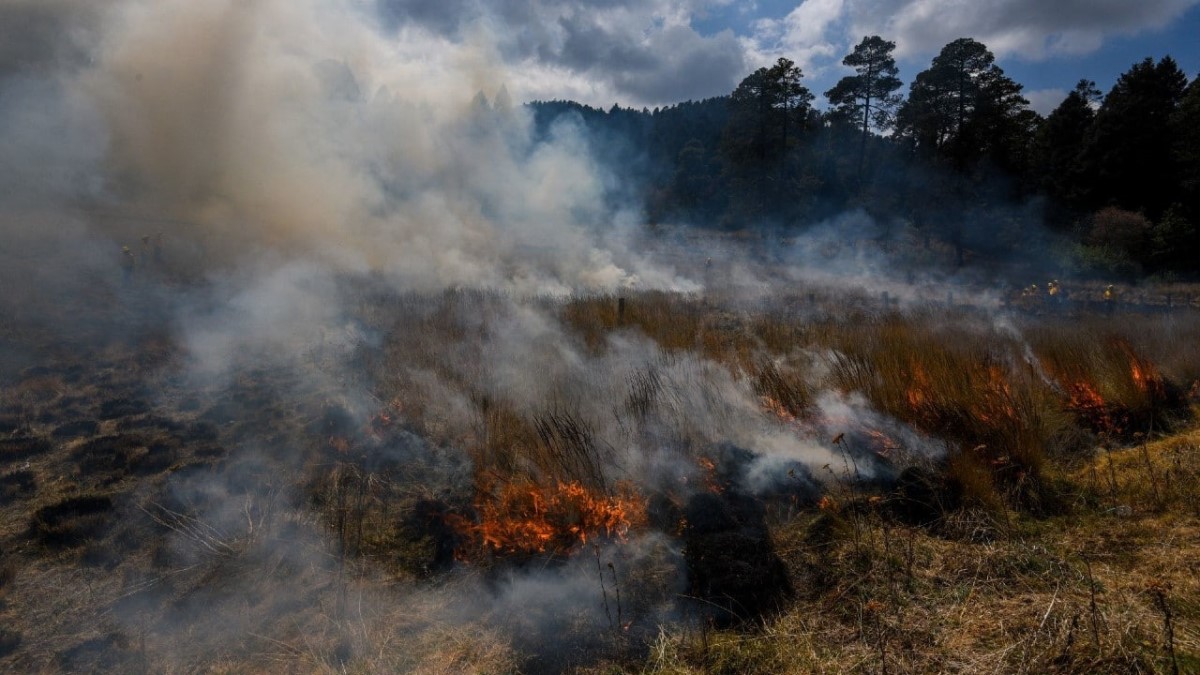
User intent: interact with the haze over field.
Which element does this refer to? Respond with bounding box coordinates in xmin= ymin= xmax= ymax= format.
xmin=1 ymin=2 xmax=1200 ymax=673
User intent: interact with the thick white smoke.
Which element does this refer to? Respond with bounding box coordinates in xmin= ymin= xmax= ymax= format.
xmin=1 ymin=0 xmax=699 ymax=299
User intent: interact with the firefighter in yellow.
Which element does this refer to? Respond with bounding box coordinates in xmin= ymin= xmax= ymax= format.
xmin=120 ymin=245 xmax=136 ymax=281
xmin=1047 ymin=280 xmax=1063 ymax=307
xmin=1103 ymin=284 xmax=1115 ymax=314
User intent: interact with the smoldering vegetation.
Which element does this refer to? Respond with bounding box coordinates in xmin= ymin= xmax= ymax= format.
xmin=2 ymin=1 xmax=1200 ymax=673
xmin=2 ymin=279 xmax=1198 ymax=671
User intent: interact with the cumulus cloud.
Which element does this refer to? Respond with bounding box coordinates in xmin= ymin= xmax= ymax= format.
xmin=1025 ymin=88 xmax=1068 ymax=115
xmin=846 ymin=0 xmax=1200 ymax=60
xmin=744 ymin=0 xmax=847 ymax=76
xmin=377 ymin=0 xmax=746 ymax=106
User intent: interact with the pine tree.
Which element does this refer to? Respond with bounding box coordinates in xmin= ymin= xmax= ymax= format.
xmin=825 ymin=36 xmax=902 ymax=178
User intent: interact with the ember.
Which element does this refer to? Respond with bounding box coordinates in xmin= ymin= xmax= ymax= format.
xmin=696 ymin=456 xmax=724 ymax=493
xmin=864 ymin=428 xmax=899 ymax=458
xmin=1127 ymin=355 xmax=1165 ymax=398
xmin=905 ymin=362 xmax=933 ymax=421
xmin=976 ymin=365 xmax=1018 ymax=425
xmin=450 ymin=480 xmax=646 ymax=556
xmin=1066 ymin=380 xmax=1123 ymax=436
xmin=760 ymin=395 xmax=799 ymax=425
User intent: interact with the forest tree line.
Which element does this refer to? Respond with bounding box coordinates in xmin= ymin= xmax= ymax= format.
xmin=527 ymin=37 xmax=1200 ymax=278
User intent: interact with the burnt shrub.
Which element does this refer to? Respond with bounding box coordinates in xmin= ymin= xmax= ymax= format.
xmin=889 ymin=465 xmax=961 ymax=527
xmin=682 ymin=491 xmax=793 ymax=627
xmin=187 ymin=421 xmax=220 ymax=443
xmin=30 ymin=494 xmax=114 ymax=548
xmin=0 ymin=415 xmax=21 ymax=434
xmin=199 ymin=401 xmax=240 ymax=426
xmin=396 ymin=498 xmax=462 ymax=576
xmin=116 ymin=414 xmax=184 ymax=433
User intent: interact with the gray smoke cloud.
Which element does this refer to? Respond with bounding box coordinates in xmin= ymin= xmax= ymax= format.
xmin=0 ymin=0 xmax=702 ymax=306
xmin=0 ymin=2 xmax=969 ymax=671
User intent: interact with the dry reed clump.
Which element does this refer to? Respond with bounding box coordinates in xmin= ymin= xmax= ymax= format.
xmin=1030 ymin=327 xmax=1192 ymax=442
xmin=815 ymin=314 xmax=1075 ymax=513
xmin=559 ymin=292 xmax=708 ymax=355
xmin=363 ymin=291 xmax=1193 ymax=537
xmin=646 ymin=487 xmax=1199 ymax=674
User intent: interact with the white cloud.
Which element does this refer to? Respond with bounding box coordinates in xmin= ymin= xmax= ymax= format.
xmin=743 ymin=0 xmax=846 ymax=75
xmin=371 ymin=0 xmax=1199 ymax=107
xmin=845 ymin=0 xmax=1200 ymax=61
xmin=1024 ymin=88 xmax=1068 ymax=115
xmin=378 ymin=0 xmax=747 ymax=107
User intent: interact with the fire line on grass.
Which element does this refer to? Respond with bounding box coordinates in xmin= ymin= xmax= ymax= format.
xmin=448 ymin=480 xmax=647 ymax=557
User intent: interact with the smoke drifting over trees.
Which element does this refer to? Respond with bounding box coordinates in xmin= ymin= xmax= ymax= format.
xmin=531 ymin=37 xmax=1199 ymax=278
xmin=2 ymin=2 xmax=1200 ymax=673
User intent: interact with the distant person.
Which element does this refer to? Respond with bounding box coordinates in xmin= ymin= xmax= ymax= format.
xmin=1103 ymin=284 xmax=1115 ymax=314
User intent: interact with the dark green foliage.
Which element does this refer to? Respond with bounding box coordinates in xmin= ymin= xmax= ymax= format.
xmin=896 ymin=37 xmax=1035 ymax=172
xmin=826 ymin=36 xmax=903 ymax=180
xmin=1037 ymin=80 xmax=1101 ymax=226
xmin=1086 ymin=57 xmax=1189 ymax=222
xmin=720 ymin=57 xmax=815 ymax=222
xmin=524 ymin=43 xmax=1200 ymax=277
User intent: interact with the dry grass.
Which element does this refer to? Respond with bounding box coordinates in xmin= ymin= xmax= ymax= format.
xmin=638 ymin=418 xmax=1200 ymax=674
xmin=3 ymin=286 xmax=1200 ymax=673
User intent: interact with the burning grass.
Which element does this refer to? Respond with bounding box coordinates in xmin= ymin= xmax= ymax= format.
xmin=449 ymin=479 xmax=647 ymax=557
xmin=2 ymin=287 xmax=1200 ymax=672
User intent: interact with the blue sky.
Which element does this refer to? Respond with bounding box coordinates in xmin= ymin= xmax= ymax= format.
xmin=693 ymin=1 xmax=1200 ymax=112
xmin=376 ymin=0 xmax=1200 ymax=113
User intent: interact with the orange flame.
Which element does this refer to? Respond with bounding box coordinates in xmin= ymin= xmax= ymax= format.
xmin=975 ymin=365 xmax=1018 ymax=425
xmin=696 ymin=456 xmax=724 ymax=493
xmin=865 ymin=428 xmax=899 ymax=458
xmin=760 ymin=395 xmax=799 ymax=425
xmin=905 ymin=362 xmax=932 ymax=413
xmin=1114 ymin=338 xmax=1166 ymax=399
xmin=451 ymin=480 xmax=646 ymax=556
xmin=1066 ymin=380 xmax=1123 ymax=436
xmin=1128 ymin=358 xmax=1165 ymax=398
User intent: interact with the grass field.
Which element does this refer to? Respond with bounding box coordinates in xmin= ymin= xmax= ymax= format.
xmin=1 ymin=283 xmax=1199 ymax=673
